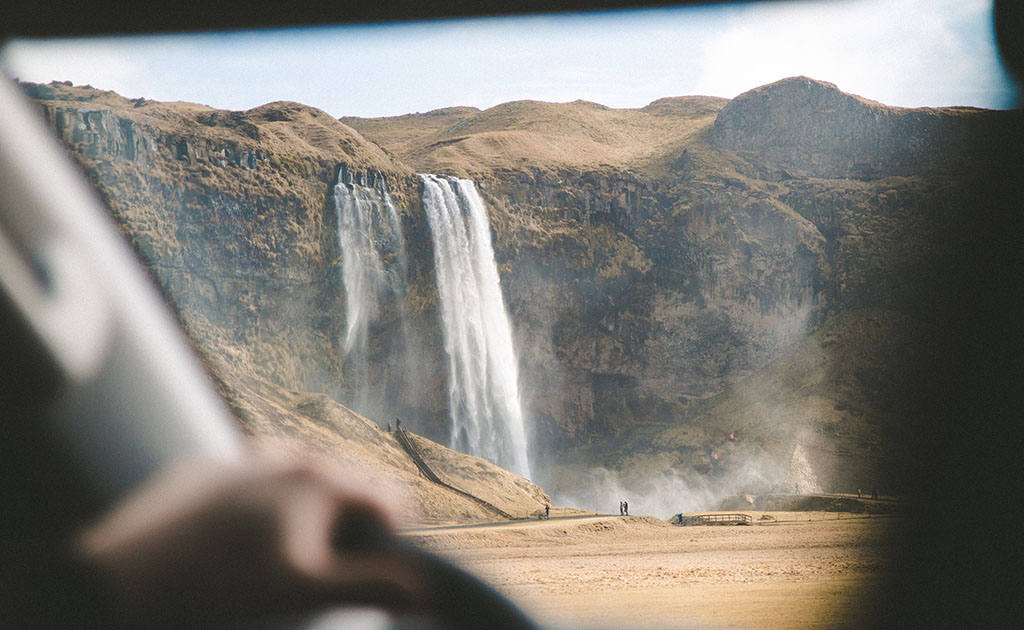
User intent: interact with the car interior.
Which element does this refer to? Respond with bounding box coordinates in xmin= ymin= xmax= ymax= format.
xmin=2 ymin=1 xmax=1022 ymax=628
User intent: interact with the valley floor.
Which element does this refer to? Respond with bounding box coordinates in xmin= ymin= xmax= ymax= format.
xmin=405 ymin=512 xmax=899 ymax=629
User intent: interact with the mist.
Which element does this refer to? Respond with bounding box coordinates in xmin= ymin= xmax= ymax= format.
xmin=547 ymin=449 xmax=796 ymax=519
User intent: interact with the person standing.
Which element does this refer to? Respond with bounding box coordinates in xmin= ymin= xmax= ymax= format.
xmin=623 ymin=500 xmax=629 ymax=516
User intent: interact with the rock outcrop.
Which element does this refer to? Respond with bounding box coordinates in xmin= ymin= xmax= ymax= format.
xmin=24 ymin=77 xmax=1019 ymax=507
xmin=24 ymin=81 xmax=416 ymax=400
xmin=712 ymin=76 xmax=1002 ymax=180
xmin=343 ymin=78 xmax=1017 ymax=496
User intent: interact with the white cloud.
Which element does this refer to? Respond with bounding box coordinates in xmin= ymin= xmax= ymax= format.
xmin=1 ymin=0 xmax=1013 ymax=116
xmin=694 ymin=0 xmax=1009 ymax=107
xmin=2 ymin=39 xmax=144 ymax=94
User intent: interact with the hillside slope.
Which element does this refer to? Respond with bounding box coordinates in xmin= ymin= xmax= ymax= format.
xmin=213 ymin=358 xmax=549 ymax=524
xmin=343 ymin=95 xmax=727 ymax=176
xmin=26 ymin=76 xmax=1019 ymax=512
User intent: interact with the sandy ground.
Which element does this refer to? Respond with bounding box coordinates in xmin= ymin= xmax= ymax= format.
xmin=404 ymin=512 xmax=898 ymax=629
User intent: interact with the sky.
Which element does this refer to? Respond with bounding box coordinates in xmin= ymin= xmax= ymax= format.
xmin=1 ymin=0 xmax=1016 ymax=118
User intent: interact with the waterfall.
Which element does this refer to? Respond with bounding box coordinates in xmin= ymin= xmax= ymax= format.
xmin=787 ymin=443 xmax=822 ymax=494
xmin=334 ymin=166 xmax=408 ymax=416
xmin=420 ymin=174 xmax=531 ymax=478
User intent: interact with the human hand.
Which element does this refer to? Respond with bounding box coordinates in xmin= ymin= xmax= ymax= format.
xmin=75 ymin=448 xmax=424 ymax=626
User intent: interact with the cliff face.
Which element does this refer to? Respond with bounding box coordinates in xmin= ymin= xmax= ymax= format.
xmin=25 ymin=77 xmax=1017 ymax=502
xmin=344 ymin=77 xmax=1015 ymax=494
xmin=471 ymin=166 xmax=826 ymax=453
xmin=23 ymin=81 xmax=418 ymax=401
xmin=712 ymin=76 xmax=999 ymax=179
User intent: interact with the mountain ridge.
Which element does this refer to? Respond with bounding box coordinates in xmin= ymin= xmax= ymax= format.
xmin=21 ymin=76 xmax=1018 ymax=512
xmin=342 ymin=91 xmax=731 ymax=176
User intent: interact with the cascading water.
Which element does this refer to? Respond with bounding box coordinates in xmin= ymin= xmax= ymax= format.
xmin=334 ymin=165 xmax=408 ymax=416
xmin=419 ymin=174 xmax=531 ymax=478
xmin=787 ymin=443 xmax=822 ymax=494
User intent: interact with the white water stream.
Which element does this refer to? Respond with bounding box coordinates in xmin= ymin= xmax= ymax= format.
xmin=334 ymin=168 xmax=407 ymax=415
xmin=420 ymin=174 xmax=531 ymax=478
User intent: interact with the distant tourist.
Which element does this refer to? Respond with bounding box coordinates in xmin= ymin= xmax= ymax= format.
xmin=396 ymin=418 xmax=401 ymax=430
xmin=857 ymin=487 xmax=862 ymax=498
xmin=619 ymin=500 xmax=624 ymax=516
xmin=386 ymin=422 xmax=391 ymax=432
xmin=545 ymin=504 xmax=550 ymax=519
xmin=623 ymin=500 xmax=629 ymax=516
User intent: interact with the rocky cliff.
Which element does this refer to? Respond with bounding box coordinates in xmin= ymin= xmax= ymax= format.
xmin=343 ymin=76 xmax=1016 ymax=499
xmin=24 ymin=76 xmax=1017 ymax=510
xmin=20 ymin=80 xmax=552 ymax=522
xmin=22 ymin=81 xmax=424 ymax=400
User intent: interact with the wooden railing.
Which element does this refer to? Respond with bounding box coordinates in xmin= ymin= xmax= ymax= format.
xmin=672 ymin=513 xmax=752 ymax=526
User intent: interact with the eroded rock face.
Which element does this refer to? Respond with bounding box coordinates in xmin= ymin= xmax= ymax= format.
xmin=27 ymin=78 xmax=1018 ymax=495
xmin=473 ymin=166 xmax=828 ymax=465
xmin=712 ymin=76 xmax=998 ymax=180
xmin=26 ymin=82 xmax=423 ymax=410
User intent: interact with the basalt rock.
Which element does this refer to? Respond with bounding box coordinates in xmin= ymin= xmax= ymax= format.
xmin=712 ymin=76 xmax=1003 ymax=180
xmin=24 ymin=77 xmax=1021 ymax=496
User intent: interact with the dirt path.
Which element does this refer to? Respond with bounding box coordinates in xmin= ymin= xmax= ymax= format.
xmin=405 ymin=513 xmax=898 ymax=629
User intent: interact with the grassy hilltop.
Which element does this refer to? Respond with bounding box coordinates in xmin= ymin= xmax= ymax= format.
xmin=344 ymin=76 xmax=1011 ymax=497
xmin=23 ymin=76 xmax=1018 ymax=513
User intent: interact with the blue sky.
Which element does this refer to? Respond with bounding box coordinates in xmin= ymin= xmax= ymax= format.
xmin=1 ymin=0 xmax=1016 ymax=118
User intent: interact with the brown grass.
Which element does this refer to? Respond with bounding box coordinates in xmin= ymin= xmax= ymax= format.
xmin=204 ymin=354 xmax=550 ymax=526
xmin=344 ymin=97 xmax=728 ymax=176
xmin=25 ymin=81 xmax=406 ymax=172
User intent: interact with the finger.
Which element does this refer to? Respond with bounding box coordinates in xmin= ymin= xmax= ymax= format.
xmin=330 ymin=506 xmax=386 ymax=552
xmin=277 ymin=475 xmax=397 ymax=575
xmin=309 ymin=551 xmax=430 ymax=613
